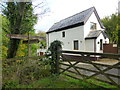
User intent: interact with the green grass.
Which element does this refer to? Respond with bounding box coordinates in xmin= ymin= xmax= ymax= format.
xmin=30 ymin=74 xmax=97 ymax=88
xmin=3 ymin=73 xmax=120 ymax=89
xmin=3 ymin=74 xmax=98 ymax=88
xmin=87 ymin=79 xmax=119 ymax=89
xmin=62 ymin=71 xmax=119 ymax=89
xmin=2 ymin=74 xmax=109 ymax=88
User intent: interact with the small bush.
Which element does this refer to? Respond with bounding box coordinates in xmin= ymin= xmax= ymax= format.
xmin=3 ymin=80 xmax=19 ymax=88
xmin=19 ymin=65 xmax=50 ymax=84
xmin=2 ymin=56 xmax=51 ymax=87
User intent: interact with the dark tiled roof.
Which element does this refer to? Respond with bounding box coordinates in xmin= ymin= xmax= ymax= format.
xmin=47 ymin=7 xmax=105 ymax=33
xmin=85 ymin=30 xmax=108 ymax=39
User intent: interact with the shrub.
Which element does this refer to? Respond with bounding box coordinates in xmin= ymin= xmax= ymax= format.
xmin=47 ymin=40 xmax=63 ymax=74
xmin=2 ymin=56 xmax=51 ymax=87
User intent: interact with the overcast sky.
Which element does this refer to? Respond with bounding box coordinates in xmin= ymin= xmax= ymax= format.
xmin=33 ymin=0 xmax=118 ymax=33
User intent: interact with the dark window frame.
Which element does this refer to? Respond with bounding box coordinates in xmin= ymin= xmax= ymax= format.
xmin=74 ymin=40 xmax=79 ymax=50
xmin=100 ymin=39 xmax=103 ymax=50
xmin=62 ymin=31 xmax=65 ymax=37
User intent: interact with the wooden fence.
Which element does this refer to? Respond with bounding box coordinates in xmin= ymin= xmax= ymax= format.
xmin=57 ymin=50 xmax=120 ymax=88
xmin=103 ymin=44 xmax=118 ymax=54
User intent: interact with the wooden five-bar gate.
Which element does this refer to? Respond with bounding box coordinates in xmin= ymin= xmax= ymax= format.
xmin=57 ymin=50 xmax=120 ymax=88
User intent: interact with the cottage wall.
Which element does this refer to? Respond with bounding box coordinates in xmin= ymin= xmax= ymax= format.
xmin=84 ymin=12 xmax=104 ymax=38
xmin=85 ymin=39 xmax=95 ymax=52
xmin=96 ymin=33 xmax=109 ymax=53
xmin=47 ymin=26 xmax=85 ymax=51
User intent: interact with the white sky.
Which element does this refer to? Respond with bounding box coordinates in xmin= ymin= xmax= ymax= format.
xmin=33 ymin=0 xmax=118 ymax=33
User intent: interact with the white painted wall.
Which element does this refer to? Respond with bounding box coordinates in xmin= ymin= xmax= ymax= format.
xmin=85 ymin=39 xmax=94 ymax=52
xmin=84 ymin=12 xmax=104 ymax=38
xmin=47 ymin=11 xmax=109 ymax=53
xmin=84 ymin=11 xmax=109 ymax=53
xmin=37 ymin=49 xmax=47 ymax=56
xmin=96 ymin=33 xmax=109 ymax=53
xmin=37 ymin=49 xmax=47 ymax=53
xmin=85 ymin=34 xmax=109 ymax=53
xmin=47 ymin=26 xmax=85 ymax=51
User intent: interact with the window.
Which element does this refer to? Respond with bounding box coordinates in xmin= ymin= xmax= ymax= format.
xmin=90 ymin=22 xmax=97 ymax=30
xmin=74 ymin=40 xmax=79 ymax=50
xmin=100 ymin=39 xmax=103 ymax=50
xmin=62 ymin=31 xmax=65 ymax=37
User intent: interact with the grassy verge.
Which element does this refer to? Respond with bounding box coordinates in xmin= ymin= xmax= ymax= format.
xmin=30 ymin=74 xmax=98 ymax=88
xmin=3 ymin=74 xmax=119 ymax=89
xmin=63 ymin=71 xmax=119 ymax=89
xmin=2 ymin=74 xmax=101 ymax=88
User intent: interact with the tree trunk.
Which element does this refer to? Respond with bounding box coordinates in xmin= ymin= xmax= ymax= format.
xmin=6 ymin=2 xmax=26 ymax=58
xmin=7 ymin=39 xmax=20 ymax=58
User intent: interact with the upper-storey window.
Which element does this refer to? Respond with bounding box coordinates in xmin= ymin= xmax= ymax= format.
xmin=90 ymin=22 xmax=97 ymax=30
xmin=62 ymin=31 xmax=65 ymax=37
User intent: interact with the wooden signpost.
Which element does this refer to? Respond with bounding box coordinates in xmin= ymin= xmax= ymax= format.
xmin=7 ymin=33 xmax=46 ymax=57
xmin=23 ymin=39 xmax=39 ymax=44
xmin=6 ymin=34 xmax=45 ymax=40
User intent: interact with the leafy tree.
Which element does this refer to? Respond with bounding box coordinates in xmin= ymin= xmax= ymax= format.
xmin=101 ymin=13 xmax=118 ymax=44
xmin=1 ymin=14 xmax=38 ymax=58
xmin=16 ymin=33 xmax=39 ymax=57
xmin=16 ymin=41 xmax=28 ymax=57
xmin=2 ymin=2 xmax=37 ymax=58
xmin=1 ymin=15 xmax=10 ymax=59
xmin=118 ymin=14 xmax=120 ymax=47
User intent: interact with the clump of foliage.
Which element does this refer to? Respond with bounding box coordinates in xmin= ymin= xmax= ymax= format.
xmin=101 ymin=13 xmax=119 ymax=44
xmin=118 ymin=14 xmax=120 ymax=47
xmin=2 ymin=56 xmax=50 ymax=88
xmin=47 ymin=40 xmax=62 ymax=74
xmin=1 ymin=15 xmax=10 ymax=59
xmin=2 ymin=2 xmax=37 ymax=58
xmin=1 ymin=14 xmax=38 ymax=58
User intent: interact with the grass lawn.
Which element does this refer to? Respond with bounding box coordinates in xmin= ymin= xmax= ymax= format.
xmin=5 ymin=74 xmax=97 ymax=88
xmin=30 ymin=74 xmax=98 ymax=88
xmin=4 ymin=74 xmax=119 ymax=89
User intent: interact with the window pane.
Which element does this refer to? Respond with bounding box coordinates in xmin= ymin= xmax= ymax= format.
xmin=62 ymin=31 xmax=65 ymax=37
xmin=90 ymin=22 xmax=96 ymax=30
xmin=74 ymin=40 xmax=79 ymax=50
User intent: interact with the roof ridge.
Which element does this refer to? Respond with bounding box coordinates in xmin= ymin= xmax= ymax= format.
xmin=47 ymin=6 xmax=105 ymax=33
xmin=54 ymin=7 xmax=95 ymax=24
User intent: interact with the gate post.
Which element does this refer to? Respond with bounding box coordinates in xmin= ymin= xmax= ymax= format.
xmin=55 ymin=46 xmax=61 ymax=74
xmin=48 ymin=40 xmax=62 ymax=74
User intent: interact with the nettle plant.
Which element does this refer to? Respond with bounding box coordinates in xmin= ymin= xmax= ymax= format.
xmin=47 ymin=40 xmax=63 ymax=74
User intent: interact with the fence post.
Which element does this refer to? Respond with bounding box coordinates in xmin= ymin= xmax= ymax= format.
xmin=49 ymin=40 xmax=62 ymax=74
xmin=55 ymin=46 xmax=60 ymax=74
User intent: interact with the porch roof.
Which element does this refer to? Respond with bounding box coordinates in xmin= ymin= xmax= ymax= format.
xmin=85 ymin=30 xmax=108 ymax=39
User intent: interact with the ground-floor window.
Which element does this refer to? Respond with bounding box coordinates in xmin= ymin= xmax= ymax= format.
xmin=74 ymin=40 xmax=79 ymax=50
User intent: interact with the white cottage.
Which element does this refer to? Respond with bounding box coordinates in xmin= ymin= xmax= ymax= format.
xmin=46 ymin=7 xmax=109 ymax=53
